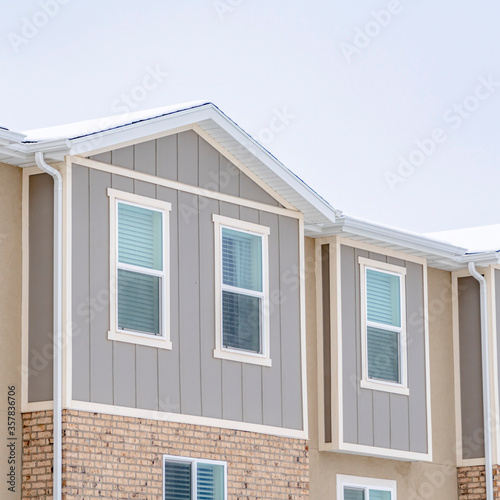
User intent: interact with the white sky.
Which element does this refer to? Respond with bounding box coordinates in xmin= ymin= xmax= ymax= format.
xmin=2 ymin=0 xmax=500 ymax=233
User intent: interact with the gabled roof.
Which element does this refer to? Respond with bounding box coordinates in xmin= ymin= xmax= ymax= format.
xmin=0 ymin=101 xmax=491 ymax=270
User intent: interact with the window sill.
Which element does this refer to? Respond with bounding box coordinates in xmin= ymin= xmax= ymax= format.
xmin=108 ymin=330 xmax=172 ymax=350
xmin=213 ymin=348 xmax=272 ymax=367
xmin=360 ymin=379 xmax=409 ymax=396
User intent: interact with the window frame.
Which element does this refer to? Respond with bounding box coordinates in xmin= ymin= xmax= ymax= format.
xmin=163 ymin=454 xmax=227 ymax=500
xmin=359 ymin=257 xmax=408 ymax=395
xmin=337 ymin=474 xmax=397 ymax=500
xmin=212 ymin=214 xmax=271 ymax=367
xmin=107 ymin=188 xmax=172 ymax=350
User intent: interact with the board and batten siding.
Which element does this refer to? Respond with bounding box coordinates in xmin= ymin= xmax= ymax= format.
xmin=340 ymin=245 xmax=428 ymax=453
xmin=70 ymin=132 xmax=303 ymax=431
xmin=457 ymin=275 xmax=484 ymax=459
xmin=27 ymin=173 xmax=54 ymax=403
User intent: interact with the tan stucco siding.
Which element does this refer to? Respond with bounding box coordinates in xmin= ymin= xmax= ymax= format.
xmin=0 ymin=163 xmax=22 ymax=498
xmin=305 ymin=235 xmax=458 ymax=499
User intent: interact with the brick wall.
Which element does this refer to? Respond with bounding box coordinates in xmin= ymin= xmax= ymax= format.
xmin=23 ymin=409 xmax=309 ymax=499
xmin=458 ymin=465 xmax=500 ymax=499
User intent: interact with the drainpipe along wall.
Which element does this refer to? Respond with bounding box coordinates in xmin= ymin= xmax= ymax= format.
xmin=468 ymin=261 xmax=494 ymax=500
xmin=34 ymin=152 xmax=62 ymax=500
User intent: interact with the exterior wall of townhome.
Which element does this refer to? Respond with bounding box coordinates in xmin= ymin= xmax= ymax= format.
xmin=456 ymin=275 xmax=484 ymax=460
xmin=22 ymin=409 xmax=309 ymax=499
xmin=307 ymin=235 xmax=458 ymax=499
xmin=65 ymin=130 xmax=305 ymax=434
xmin=339 ymin=244 xmax=428 ymax=454
xmin=0 ymin=163 xmax=23 ymax=499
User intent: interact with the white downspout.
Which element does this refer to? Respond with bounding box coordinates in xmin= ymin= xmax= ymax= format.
xmin=34 ymin=152 xmax=62 ymax=500
xmin=468 ymin=261 xmax=494 ymax=500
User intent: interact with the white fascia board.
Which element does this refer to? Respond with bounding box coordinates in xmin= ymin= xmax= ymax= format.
xmin=0 ymin=139 xmax=71 ymax=167
xmin=206 ymin=106 xmax=341 ymax=222
xmin=328 ymin=215 xmax=468 ymax=259
xmin=456 ymin=251 xmax=500 ymax=266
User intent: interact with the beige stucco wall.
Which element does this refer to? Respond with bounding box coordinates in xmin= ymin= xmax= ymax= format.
xmin=305 ymin=237 xmax=458 ymax=499
xmin=0 ymin=163 xmax=22 ymax=498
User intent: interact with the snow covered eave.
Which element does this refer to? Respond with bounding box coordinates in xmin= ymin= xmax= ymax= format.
xmin=318 ymin=215 xmax=472 ymax=271
xmin=0 ymin=139 xmax=71 ymax=167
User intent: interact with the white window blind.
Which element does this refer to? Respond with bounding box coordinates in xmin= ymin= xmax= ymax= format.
xmin=221 ymin=227 xmax=263 ymax=353
xmin=164 ymin=460 xmax=192 ymax=500
xmin=117 ymin=201 xmax=164 ymax=336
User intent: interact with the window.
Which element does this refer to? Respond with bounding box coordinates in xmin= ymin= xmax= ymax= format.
xmin=107 ymin=189 xmax=172 ymax=349
xmin=359 ymin=257 xmax=408 ymax=395
xmin=212 ymin=215 xmax=271 ymax=366
xmin=337 ymin=474 xmax=396 ymax=500
xmin=163 ymin=455 xmax=227 ymax=500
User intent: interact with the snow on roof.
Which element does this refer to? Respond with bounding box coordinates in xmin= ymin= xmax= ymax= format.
xmin=22 ymin=101 xmax=209 ymax=142
xmin=426 ymin=224 xmax=500 ymax=254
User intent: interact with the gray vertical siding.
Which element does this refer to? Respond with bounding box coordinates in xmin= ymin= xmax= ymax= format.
xmin=28 ymin=174 xmax=54 ymax=402
xmin=458 ymin=276 xmax=484 ymax=459
xmin=72 ymin=132 xmax=303 ymax=430
xmin=321 ymin=244 xmax=332 ymax=443
xmin=90 ymin=131 xmax=280 ymax=207
xmin=340 ymin=245 xmax=428 ymax=453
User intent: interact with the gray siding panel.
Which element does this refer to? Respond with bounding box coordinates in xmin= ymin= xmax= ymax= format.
xmin=178 ymin=131 xmax=199 ymax=186
xmin=260 ymin=211 xmax=283 ymax=428
xmin=71 ymin=144 xmax=303 ymax=430
xmin=111 ymin=145 xmax=134 ymax=169
xmin=72 ymin=166 xmax=90 ymax=401
xmin=407 ymin=261 xmax=427 ymax=453
xmin=341 ymin=245 xmax=358 ymax=443
xmin=240 ymin=174 xmax=278 ymax=206
xmin=340 ymin=245 xmax=428 ymax=453
xmin=458 ymin=276 xmax=484 ymax=459
xmin=134 ymin=140 xmax=156 ymax=176
xmin=136 ymin=346 xmax=158 ymax=411
xmin=157 ymin=135 xmax=178 ymax=181
xmin=178 ymin=192 xmax=202 ymax=416
xmin=113 ymin=342 xmax=136 ymax=407
xmin=199 ymin=198 xmax=222 ymax=419
xmin=89 ymin=169 xmax=113 ymax=404
xmin=28 ymin=173 xmax=54 ymax=402
xmin=373 ymin=392 xmax=391 ymax=448
xmin=279 ymin=216 xmax=302 ymax=430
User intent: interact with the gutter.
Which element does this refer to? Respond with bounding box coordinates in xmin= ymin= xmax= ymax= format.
xmin=468 ymin=262 xmax=494 ymax=500
xmin=34 ymin=152 xmax=63 ymax=500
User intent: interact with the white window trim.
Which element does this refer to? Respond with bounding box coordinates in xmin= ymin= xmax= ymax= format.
xmin=337 ymin=474 xmax=397 ymax=499
xmin=212 ymin=214 xmax=271 ymax=367
xmin=359 ymin=257 xmax=408 ymax=396
xmin=107 ymin=188 xmax=172 ymax=350
xmin=163 ymin=455 xmax=228 ymax=500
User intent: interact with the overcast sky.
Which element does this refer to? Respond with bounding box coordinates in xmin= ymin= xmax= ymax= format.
xmin=2 ymin=0 xmax=499 ymax=233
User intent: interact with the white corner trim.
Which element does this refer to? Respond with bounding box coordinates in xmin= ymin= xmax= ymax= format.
xmin=69 ymin=400 xmax=308 ymax=440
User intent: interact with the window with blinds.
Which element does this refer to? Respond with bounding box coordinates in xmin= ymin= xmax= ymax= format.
xmin=365 ymin=267 xmax=403 ymax=384
xmin=344 ymin=487 xmax=392 ymax=499
xmin=359 ymin=257 xmax=407 ymax=393
xmin=338 ymin=475 xmax=395 ymax=500
xmin=116 ymin=201 xmax=165 ymax=336
xmin=163 ymin=456 xmax=226 ymax=500
xmin=221 ymin=226 xmax=264 ymax=353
